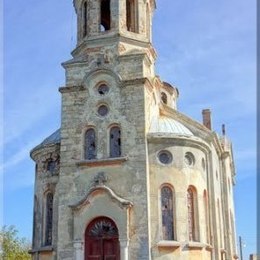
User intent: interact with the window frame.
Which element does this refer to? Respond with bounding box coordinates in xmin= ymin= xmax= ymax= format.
xmin=160 ymin=184 xmax=176 ymax=241
xmin=84 ymin=128 xmax=97 ymax=160
xmin=109 ymin=125 xmax=121 ymax=158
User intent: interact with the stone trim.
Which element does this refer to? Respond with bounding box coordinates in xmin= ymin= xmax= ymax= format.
xmin=205 ymin=244 xmax=214 ymax=251
xmin=76 ymin=156 xmax=128 ymax=167
xmin=29 ymin=246 xmax=54 ymax=254
xmin=69 ymin=184 xmax=133 ymax=211
xmin=187 ymin=242 xmax=206 ymax=249
xmin=157 ymin=240 xmax=181 ymax=248
xmin=59 ymin=85 xmax=86 ymax=93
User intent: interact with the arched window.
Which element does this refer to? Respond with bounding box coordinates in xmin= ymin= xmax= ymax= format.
xmin=126 ymin=0 xmax=137 ymax=32
xmin=161 ymin=92 xmax=167 ymax=104
xmin=110 ymin=126 xmax=121 ymax=158
xmin=187 ymin=186 xmax=198 ymax=241
xmin=45 ymin=193 xmax=53 ymax=246
xmin=83 ymin=1 xmax=88 ymax=37
xmin=85 ymin=128 xmax=96 ymax=160
xmin=161 ymin=186 xmax=174 ymax=240
xmin=47 ymin=159 xmax=56 ymax=174
xmin=100 ymin=0 xmax=110 ymax=31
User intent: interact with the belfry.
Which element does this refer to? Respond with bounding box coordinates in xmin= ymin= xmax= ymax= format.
xmin=30 ymin=0 xmax=238 ymax=259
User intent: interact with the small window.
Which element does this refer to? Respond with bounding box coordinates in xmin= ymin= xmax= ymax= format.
xmin=110 ymin=126 xmax=121 ymax=158
xmin=98 ymin=105 xmax=109 ymax=116
xmin=98 ymin=84 xmax=109 ymax=95
xmin=126 ymin=0 xmax=137 ymax=32
xmin=184 ymin=152 xmax=195 ymax=166
xmin=47 ymin=160 xmax=56 ymax=174
xmin=85 ymin=129 xmax=97 ymax=160
xmin=161 ymin=92 xmax=167 ymax=104
xmin=45 ymin=193 xmax=53 ymax=246
xmin=161 ymin=186 xmax=174 ymax=240
xmin=187 ymin=186 xmax=198 ymax=241
xmin=83 ymin=1 xmax=88 ymax=37
xmin=100 ymin=0 xmax=111 ymax=31
xmin=158 ymin=150 xmax=173 ymax=165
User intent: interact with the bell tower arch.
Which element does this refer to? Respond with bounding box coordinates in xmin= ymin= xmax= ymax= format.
xmin=73 ymin=0 xmax=156 ymax=47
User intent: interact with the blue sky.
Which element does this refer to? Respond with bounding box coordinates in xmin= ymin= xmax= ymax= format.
xmin=3 ymin=0 xmax=256 ymax=258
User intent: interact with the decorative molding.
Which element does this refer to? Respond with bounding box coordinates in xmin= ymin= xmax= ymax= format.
xmin=59 ymin=85 xmax=86 ymax=93
xmin=70 ymin=181 xmax=133 ymax=211
xmin=157 ymin=240 xmax=181 ymax=248
xmin=187 ymin=242 xmax=206 ymax=249
xmin=76 ymin=156 xmax=128 ymax=167
xmin=29 ymin=246 xmax=54 ymax=254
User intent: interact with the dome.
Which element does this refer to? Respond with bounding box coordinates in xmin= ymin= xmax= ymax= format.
xmin=149 ymin=117 xmax=193 ymax=136
xmin=31 ymin=129 xmax=61 ymax=154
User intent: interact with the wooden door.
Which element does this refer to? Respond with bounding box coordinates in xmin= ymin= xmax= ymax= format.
xmin=85 ymin=217 xmax=120 ymax=260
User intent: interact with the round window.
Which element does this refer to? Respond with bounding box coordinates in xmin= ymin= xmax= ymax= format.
xmin=158 ymin=151 xmax=173 ymax=165
xmin=184 ymin=152 xmax=195 ymax=166
xmin=98 ymin=105 xmax=109 ymax=116
xmin=98 ymin=84 xmax=109 ymax=95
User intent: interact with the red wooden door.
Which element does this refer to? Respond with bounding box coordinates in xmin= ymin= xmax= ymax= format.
xmin=85 ymin=217 xmax=120 ymax=260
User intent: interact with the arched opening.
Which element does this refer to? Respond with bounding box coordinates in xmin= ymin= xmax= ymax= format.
xmin=126 ymin=0 xmax=137 ymax=32
xmin=161 ymin=185 xmax=175 ymax=240
xmin=100 ymin=0 xmax=111 ymax=31
xmin=161 ymin=92 xmax=167 ymax=104
xmin=187 ymin=186 xmax=198 ymax=241
xmin=83 ymin=1 xmax=88 ymax=37
xmin=85 ymin=217 xmax=120 ymax=259
xmin=45 ymin=192 xmax=53 ymax=246
xmin=85 ymin=128 xmax=97 ymax=160
xmin=110 ymin=126 xmax=121 ymax=158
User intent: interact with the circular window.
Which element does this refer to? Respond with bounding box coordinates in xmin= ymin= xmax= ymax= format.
xmin=158 ymin=151 xmax=173 ymax=165
xmin=98 ymin=105 xmax=109 ymax=116
xmin=184 ymin=152 xmax=195 ymax=166
xmin=98 ymin=84 xmax=109 ymax=95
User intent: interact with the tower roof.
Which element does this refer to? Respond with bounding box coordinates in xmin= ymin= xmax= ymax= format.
xmin=31 ymin=129 xmax=61 ymax=155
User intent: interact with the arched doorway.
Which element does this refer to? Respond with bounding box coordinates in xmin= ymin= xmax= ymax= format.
xmin=85 ymin=216 xmax=120 ymax=260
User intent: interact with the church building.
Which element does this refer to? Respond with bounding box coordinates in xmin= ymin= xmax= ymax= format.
xmin=30 ymin=0 xmax=238 ymax=259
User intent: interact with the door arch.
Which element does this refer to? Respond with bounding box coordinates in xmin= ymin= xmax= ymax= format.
xmin=85 ymin=216 xmax=120 ymax=260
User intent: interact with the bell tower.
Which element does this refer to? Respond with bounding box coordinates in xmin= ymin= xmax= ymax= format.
xmin=55 ymin=0 xmax=158 ymax=259
xmin=74 ymin=0 xmax=155 ymax=44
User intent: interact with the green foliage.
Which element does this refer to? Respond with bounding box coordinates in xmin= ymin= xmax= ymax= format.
xmin=0 ymin=225 xmax=31 ymax=260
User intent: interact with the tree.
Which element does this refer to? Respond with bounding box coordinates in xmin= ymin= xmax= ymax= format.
xmin=0 ymin=225 xmax=31 ymax=260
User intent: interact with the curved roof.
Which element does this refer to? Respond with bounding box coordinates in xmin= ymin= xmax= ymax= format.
xmin=149 ymin=116 xmax=193 ymax=136
xmin=31 ymin=129 xmax=61 ymax=154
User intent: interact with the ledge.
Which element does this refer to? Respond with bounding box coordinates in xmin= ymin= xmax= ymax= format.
xmin=205 ymin=244 xmax=214 ymax=251
xmin=220 ymin=248 xmax=227 ymax=253
xmin=157 ymin=240 xmax=181 ymax=248
xmin=76 ymin=156 xmax=128 ymax=167
xmin=29 ymin=246 xmax=53 ymax=254
xmin=187 ymin=242 xmax=206 ymax=249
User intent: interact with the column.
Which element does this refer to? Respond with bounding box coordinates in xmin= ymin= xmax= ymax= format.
xmin=73 ymin=240 xmax=83 ymax=260
xmin=119 ymin=239 xmax=129 ymax=260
